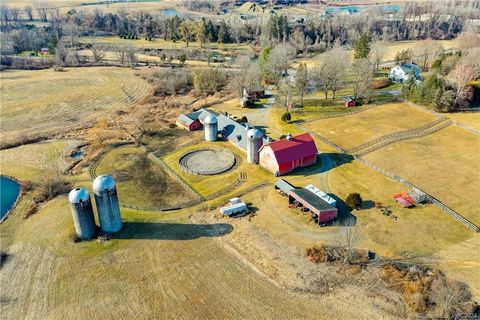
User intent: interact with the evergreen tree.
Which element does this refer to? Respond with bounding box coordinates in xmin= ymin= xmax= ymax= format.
xmin=354 ymin=34 xmax=371 ymax=59
xmin=217 ymin=20 xmax=230 ymax=44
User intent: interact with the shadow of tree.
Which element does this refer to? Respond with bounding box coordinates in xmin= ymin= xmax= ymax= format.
xmin=328 ymin=194 xmax=357 ymax=226
xmin=112 ymin=222 xmax=233 ymax=240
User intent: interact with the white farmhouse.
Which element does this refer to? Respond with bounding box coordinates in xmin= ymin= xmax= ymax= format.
xmin=388 ymin=63 xmax=422 ymax=83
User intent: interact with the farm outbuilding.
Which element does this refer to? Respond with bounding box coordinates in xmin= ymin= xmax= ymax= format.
xmin=275 ymin=179 xmax=295 ymax=195
xmin=344 ymin=97 xmax=356 ymax=108
xmin=288 ymin=189 xmax=338 ymax=224
xmin=259 ymin=133 xmax=318 ymax=176
xmin=176 ymin=114 xmax=202 ymax=131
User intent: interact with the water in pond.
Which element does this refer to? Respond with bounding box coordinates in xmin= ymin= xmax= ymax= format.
xmin=324 ymin=4 xmax=400 ymax=14
xmin=0 ymin=176 xmax=21 ymax=219
xmin=71 ymin=150 xmax=84 ymax=159
xmin=160 ymin=9 xmax=179 ymax=16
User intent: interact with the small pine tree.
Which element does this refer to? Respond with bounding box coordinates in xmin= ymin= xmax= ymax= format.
xmin=354 ymin=34 xmax=371 ymax=59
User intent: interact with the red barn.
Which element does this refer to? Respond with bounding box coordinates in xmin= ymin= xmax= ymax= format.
xmin=259 ymin=133 xmax=318 ymax=176
xmin=176 ymin=114 xmax=202 ymax=131
xmin=344 ymin=97 xmax=356 ymax=107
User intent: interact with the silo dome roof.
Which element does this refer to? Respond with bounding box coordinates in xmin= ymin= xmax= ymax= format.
xmin=204 ymin=114 xmax=217 ymax=124
xmin=69 ymin=187 xmax=91 ymax=203
xmin=93 ymin=175 xmax=116 ymax=193
xmin=247 ymin=128 xmax=263 ymax=139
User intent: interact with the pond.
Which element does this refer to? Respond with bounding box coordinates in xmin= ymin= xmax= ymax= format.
xmin=324 ymin=4 xmax=400 ymax=14
xmin=0 ymin=176 xmax=21 ymax=220
xmin=71 ymin=150 xmax=84 ymax=159
xmin=160 ymin=9 xmax=180 ymax=16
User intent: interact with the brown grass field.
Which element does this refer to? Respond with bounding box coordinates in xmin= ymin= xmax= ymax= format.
xmin=0 ymin=67 xmax=152 ymax=142
xmin=447 ymin=112 xmax=480 ymax=131
xmin=94 ymin=145 xmax=197 ymax=209
xmin=302 ymin=102 xmax=438 ymax=150
xmin=364 ymin=125 xmax=480 ymax=225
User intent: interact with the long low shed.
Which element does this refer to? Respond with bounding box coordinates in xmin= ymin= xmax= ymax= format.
xmin=287 ymin=189 xmax=338 ymax=224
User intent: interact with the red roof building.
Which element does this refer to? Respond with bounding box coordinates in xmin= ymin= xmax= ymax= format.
xmin=259 ymin=133 xmax=318 ymax=176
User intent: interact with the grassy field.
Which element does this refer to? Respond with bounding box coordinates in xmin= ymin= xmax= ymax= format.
xmin=364 ymin=125 xmax=480 ymax=225
xmin=302 ymin=102 xmax=439 ymax=150
xmin=447 ymin=112 xmax=480 ymax=131
xmin=94 ymin=145 xmax=197 ymax=209
xmin=162 ymin=141 xmax=274 ymax=198
xmin=0 ymin=140 xmax=68 ymax=181
xmin=0 ymin=67 xmax=152 ymax=142
xmin=1 ymin=197 xmax=371 ymax=319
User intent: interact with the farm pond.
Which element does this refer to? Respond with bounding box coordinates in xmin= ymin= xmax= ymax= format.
xmin=0 ymin=176 xmax=20 ymax=220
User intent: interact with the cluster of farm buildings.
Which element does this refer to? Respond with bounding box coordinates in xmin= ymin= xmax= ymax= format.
xmin=176 ymin=108 xmax=318 ymax=176
xmin=177 ymin=108 xmax=340 ymax=224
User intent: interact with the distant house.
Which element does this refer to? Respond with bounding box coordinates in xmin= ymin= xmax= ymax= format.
xmin=389 ymin=63 xmax=421 ymax=83
xmin=344 ymin=97 xmax=356 ymax=108
xmin=259 ymin=133 xmax=318 ymax=176
xmin=40 ymin=48 xmax=50 ymax=55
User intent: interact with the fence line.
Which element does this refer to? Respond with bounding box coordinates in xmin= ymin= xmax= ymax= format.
xmin=296 ymin=124 xmax=479 ymax=233
xmin=354 ymin=119 xmax=452 ymax=156
xmin=302 ymin=104 xmax=380 ymax=124
xmin=348 ymin=117 xmax=450 ymax=154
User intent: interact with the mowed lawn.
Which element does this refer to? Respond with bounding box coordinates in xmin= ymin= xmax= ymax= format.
xmin=0 ymin=67 xmax=152 ymax=142
xmin=364 ymin=125 xmax=480 ymax=225
xmin=302 ymin=103 xmax=438 ymax=150
xmin=95 ymin=145 xmax=197 ymax=209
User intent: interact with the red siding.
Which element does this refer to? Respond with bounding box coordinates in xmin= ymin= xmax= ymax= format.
xmin=318 ymin=209 xmax=338 ymax=224
xmin=277 ymin=154 xmax=317 ymax=176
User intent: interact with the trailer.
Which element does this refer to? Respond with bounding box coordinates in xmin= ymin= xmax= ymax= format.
xmin=220 ymin=201 xmax=248 ymax=217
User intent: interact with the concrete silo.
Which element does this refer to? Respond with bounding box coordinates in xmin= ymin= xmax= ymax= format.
xmin=93 ymin=175 xmax=122 ymax=233
xmin=204 ymin=114 xmax=218 ymax=142
xmin=68 ymin=188 xmax=96 ymax=240
xmin=247 ymin=128 xmax=263 ymax=164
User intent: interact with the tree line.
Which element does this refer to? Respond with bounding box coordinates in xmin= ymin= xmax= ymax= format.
xmin=1 ymin=0 xmax=479 ymax=56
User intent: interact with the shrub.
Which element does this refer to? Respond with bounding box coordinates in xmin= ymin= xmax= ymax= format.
xmin=192 ymin=67 xmax=225 ymax=95
xmin=345 ymin=192 xmax=363 ymax=209
xmin=152 ymin=69 xmax=192 ymax=96
xmin=23 ymin=201 xmax=38 ymax=219
xmin=281 ymin=112 xmax=291 ymax=122
xmin=20 ymin=180 xmax=33 ymax=195
xmin=37 ymin=175 xmax=72 ymax=202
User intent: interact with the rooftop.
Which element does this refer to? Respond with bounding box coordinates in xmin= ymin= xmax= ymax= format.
xmin=261 ymin=133 xmax=318 ymax=164
xmin=288 ymin=189 xmax=335 ymax=212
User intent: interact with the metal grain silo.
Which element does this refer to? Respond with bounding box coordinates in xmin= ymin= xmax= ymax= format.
xmin=247 ymin=128 xmax=263 ymax=164
xmin=93 ymin=175 xmax=122 ymax=233
xmin=68 ymin=188 xmax=96 ymax=240
xmin=204 ymin=114 xmax=218 ymax=142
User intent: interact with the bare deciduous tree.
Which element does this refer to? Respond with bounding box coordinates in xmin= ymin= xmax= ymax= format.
xmin=314 ymin=47 xmax=349 ymax=100
xmin=115 ymin=43 xmax=136 ymax=67
xmin=448 ymin=63 xmax=475 ymax=108
xmin=230 ymin=55 xmax=262 ymax=98
xmin=276 ymin=77 xmax=295 ymax=111
xmin=370 ymin=42 xmax=386 ymax=71
xmin=295 ymin=62 xmax=308 ymax=107
xmin=413 ymin=39 xmax=443 ymax=71
xmin=351 ymin=58 xmax=374 ymax=102
xmin=34 ymin=0 xmax=48 ymax=22
xmin=328 ymin=218 xmax=362 ymax=264
xmin=24 ymin=5 xmax=33 ymax=21
xmin=264 ymin=43 xmax=295 ymax=84
xmin=91 ymin=38 xmax=107 ymax=63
